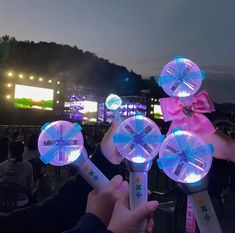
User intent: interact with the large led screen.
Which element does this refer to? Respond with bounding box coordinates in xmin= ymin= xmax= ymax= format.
xmin=64 ymin=100 xmax=98 ymax=123
xmin=105 ymin=102 xmax=147 ymax=123
xmin=153 ymin=105 xmax=163 ymax=119
xmin=14 ymin=84 xmax=54 ymax=110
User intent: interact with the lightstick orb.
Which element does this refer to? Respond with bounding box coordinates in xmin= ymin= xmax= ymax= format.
xmin=158 ymin=56 xmax=205 ymax=97
xmin=157 ymin=130 xmax=213 ymax=183
xmin=38 ymin=120 xmax=84 ymax=166
xmin=114 ymin=115 xmax=164 ymax=163
xmin=105 ymin=94 xmax=122 ymax=110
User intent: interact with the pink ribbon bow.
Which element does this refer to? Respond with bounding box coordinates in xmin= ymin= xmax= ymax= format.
xmin=160 ymin=90 xmax=216 ymax=138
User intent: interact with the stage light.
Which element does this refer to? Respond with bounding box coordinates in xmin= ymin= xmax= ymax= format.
xmin=56 ymin=100 xmax=60 ymax=104
xmin=151 ymin=104 xmax=153 ymax=107
xmin=57 ymin=91 xmax=60 ymax=94
xmin=150 ymin=111 xmax=153 ymax=114
xmin=151 ymin=98 xmax=154 ymax=101
xmin=7 ymin=83 xmax=12 ymax=87
xmin=19 ymin=74 xmax=24 ymax=78
xmin=57 ymin=81 xmax=60 ymax=85
xmin=7 ymin=72 xmax=13 ymax=77
xmin=48 ymin=80 xmax=52 ymax=83
xmin=6 ymin=95 xmax=11 ymax=99
xmin=154 ymin=99 xmax=157 ymax=102
xmin=29 ymin=76 xmax=34 ymax=80
xmin=39 ymin=77 xmax=43 ymax=81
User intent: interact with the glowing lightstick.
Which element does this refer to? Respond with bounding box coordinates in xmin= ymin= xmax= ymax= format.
xmin=38 ymin=120 xmax=109 ymax=190
xmin=158 ymin=56 xmax=205 ymax=97
xmin=157 ymin=130 xmax=222 ymax=233
xmin=105 ymin=94 xmax=122 ymax=124
xmin=114 ymin=115 xmax=164 ymax=232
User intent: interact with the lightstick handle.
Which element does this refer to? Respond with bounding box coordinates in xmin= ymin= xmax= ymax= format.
xmin=77 ymin=158 xmax=109 ymax=191
xmin=189 ymin=190 xmax=222 ymax=233
xmin=130 ymin=171 xmax=148 ymax=232
xmin=113 ymin=109 xmax=121 ymax=125
xmin=186 ymin=196 xmax=196 ymax=233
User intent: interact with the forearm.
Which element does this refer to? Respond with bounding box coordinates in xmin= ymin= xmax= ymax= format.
xmin=205 ymin=131 xmax=235 ymax=163
xmin=63 ymin=213 xmax=113 ymax=233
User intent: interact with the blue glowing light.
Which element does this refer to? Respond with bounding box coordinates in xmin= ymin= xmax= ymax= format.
xmin=105 ymin=94 xmax=122 ymax=110
xmin=157 ymin=130 xmax=213 ymax=183
xmin=157 ymin=56 xmax=205 ymax=97
xmin=38 ymin=121 xmax=83 ymax=165
xmin=114 ymin=115 xmax=164 ymax=163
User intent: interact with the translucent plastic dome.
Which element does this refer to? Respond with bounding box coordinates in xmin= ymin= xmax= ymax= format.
xmin=38 ymin=120 xmax=84 ymax=166
xmin=114 ymin=115 xmax=164 ymax=163
xmin=158 ymin=130 xmax=213 ymax=183
xmin=105 ymin=94 xmax=122 ymax=110
xmin=158 ymin=57 xmax=204 ymax=97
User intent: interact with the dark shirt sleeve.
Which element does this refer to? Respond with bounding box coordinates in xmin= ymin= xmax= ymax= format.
xmin=63 ymin=212 xmax=113 ymax=233
xmin=0 ymin=145 xmax=124 ymax=233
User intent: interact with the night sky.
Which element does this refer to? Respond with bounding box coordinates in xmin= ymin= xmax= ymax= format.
xmin=0 ymin=0 xmax=235 ymax=103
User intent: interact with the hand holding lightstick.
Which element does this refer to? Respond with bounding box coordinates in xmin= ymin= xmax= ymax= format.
xmin=38 ymin=120 xmax=109 ymax=191
xmin=157 ymin=130 xmax=222 ymax=233
xmin=105 ymin=94 xmax=122 ymax=124
xmin=114 ymin=115 xmax=164 ymax=232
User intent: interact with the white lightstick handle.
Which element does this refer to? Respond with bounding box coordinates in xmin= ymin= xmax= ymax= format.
xmin=77 ymin=158 xmax=109 ymax=191
xmin=130 ymin=171 xmax=148 ymax=232
xmin=188 ymin=190 xmax=222 ymax=233
xmin=113 ymin=109 xmax=121 ymax=125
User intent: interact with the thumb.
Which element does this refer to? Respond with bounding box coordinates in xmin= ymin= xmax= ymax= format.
xmin=101 ymin=121 xmax=118 ymax=145
xmin=132 ymin=201 xmax=159 ymax=222
xmin=105 ymin=175 xmax=123 ymax=193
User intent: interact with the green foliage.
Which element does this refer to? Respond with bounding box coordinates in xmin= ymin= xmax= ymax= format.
xmin=1 ymin=37 xmax=145 ymax=95
xmin=0 ymin=35 xmax=165 ymax=96
xmin=14 ymin=98 xmax=53 ymax=110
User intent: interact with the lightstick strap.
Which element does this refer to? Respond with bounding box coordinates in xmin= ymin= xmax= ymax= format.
xmin=186 ymin=196 xmax=196 ymax=233
xmin=77 ymin=158 xmax=109 ymax=191
xmin=130 ymin=171 xmax=148 ymax=232
xmin=189 ymin=190 xmax=222 ymax=233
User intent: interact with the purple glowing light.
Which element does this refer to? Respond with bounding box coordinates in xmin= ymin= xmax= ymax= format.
xmin=38 ymin=120 xmax=84 ymax=166
xmin=114 ymin=115 xmax=164 ymax=163
xmin=158 ymin=57 xmax=204 ymax=97
xmin=158 ymin=130 xmax=213 ymax=183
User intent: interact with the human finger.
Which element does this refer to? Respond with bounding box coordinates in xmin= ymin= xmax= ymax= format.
xmin=132 ymin=201 xmax=159 ymax=222
xmin=146 ymin=218 xmax=155 ymax=233
xmin=118 ymin=181 xmax=130 ymax=207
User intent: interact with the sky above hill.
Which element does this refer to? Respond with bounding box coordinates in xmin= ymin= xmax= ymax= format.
xmin=0 ymin=0 xmax=235 ymax=103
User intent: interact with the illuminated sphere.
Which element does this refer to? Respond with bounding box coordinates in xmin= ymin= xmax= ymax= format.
xmin=114 ymin=115 xmax=162 ymax=163
xmin=105 ymin=94 xmax=122 ymax=110
xmin=158 ymin=131 xmax=213 ymax=183
xmin=38 ymin=120 xmax=84 ymax=166
xmin=159 ymin=57 xmax=203 ymax=97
